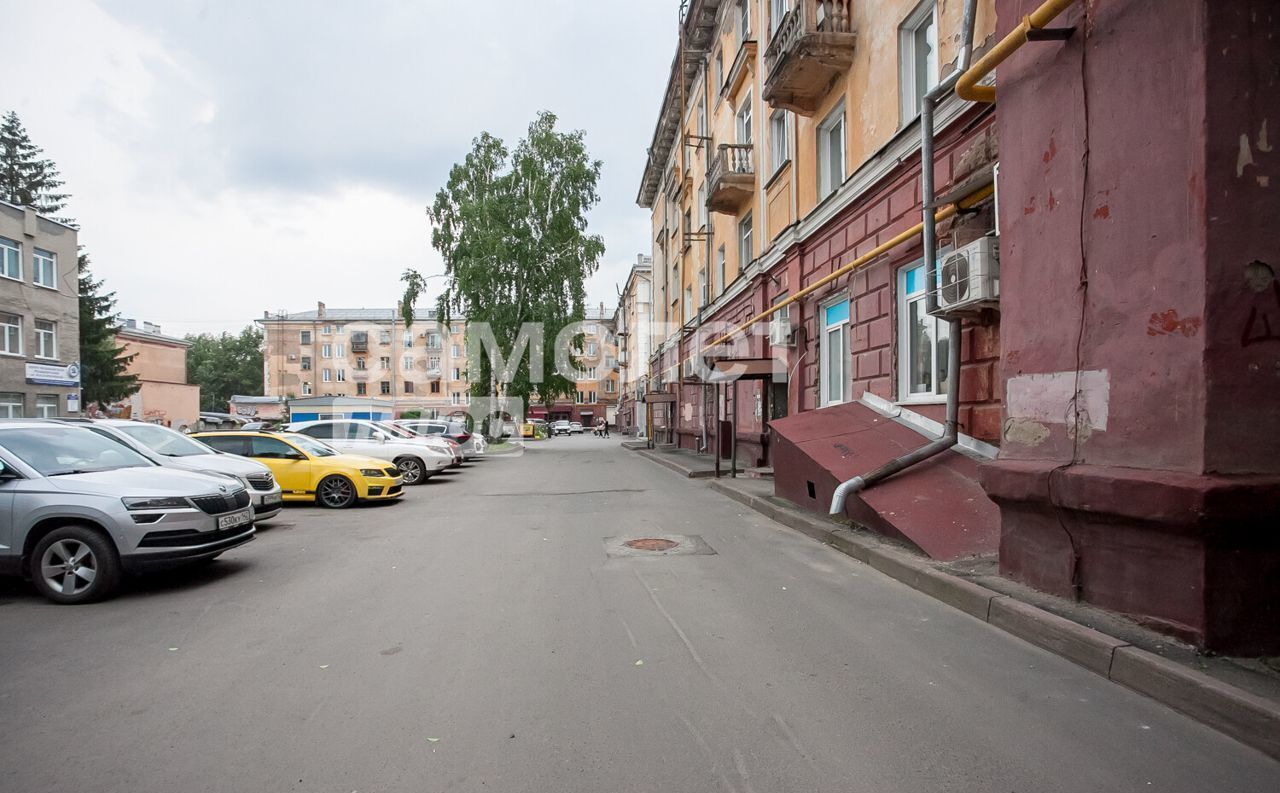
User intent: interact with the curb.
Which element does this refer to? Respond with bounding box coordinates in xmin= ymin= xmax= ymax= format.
xmin=636 ymin=449 xmax=716 ymax=479
xmin=705 ymin=478 xmax=1280 ymax=760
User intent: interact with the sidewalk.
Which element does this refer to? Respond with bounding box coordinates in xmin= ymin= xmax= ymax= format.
xmin=631 ymin=444 xmax=1280 ymax=760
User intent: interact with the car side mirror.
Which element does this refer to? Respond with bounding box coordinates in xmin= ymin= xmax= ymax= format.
xmin=373 ymin=431 xmax=388 ymax=442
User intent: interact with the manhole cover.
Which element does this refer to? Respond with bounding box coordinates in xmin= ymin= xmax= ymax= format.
xmin=604 ymin=535 xmax=716 ymax=558
xmin=624 ymin=538 xmax=680 ymax=552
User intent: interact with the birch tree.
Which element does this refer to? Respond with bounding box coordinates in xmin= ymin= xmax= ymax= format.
xmin=403 ymin=111 xmax=605 ymax=420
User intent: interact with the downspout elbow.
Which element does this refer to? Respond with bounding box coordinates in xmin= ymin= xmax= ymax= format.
xmin=829 ymin=476 xmax=867 ymax=515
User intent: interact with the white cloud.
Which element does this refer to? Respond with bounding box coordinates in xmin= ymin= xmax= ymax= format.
xmin=5 ymin=0 xmax=672 ymax=335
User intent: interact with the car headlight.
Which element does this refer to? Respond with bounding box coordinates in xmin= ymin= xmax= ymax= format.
xmin=122 ymin=496 xmax=190 ymax=511
xmin=359 ymin=468 xmax=384 ymax=477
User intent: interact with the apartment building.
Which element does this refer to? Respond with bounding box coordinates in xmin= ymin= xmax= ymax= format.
xmin=640 ymin=0 xmax=999 ymax=466
xmin=529 ymin=304 xmax=619 ymax=427
xmin=638 ymin=0 xmax=1280 ymax=654
xmin=258 ymin=303 xmax=472 ymax=417
xmin=0 ymin=201 xmax=80 ymax=417
xmin=614 ymin=255 xmax=653 ymax=436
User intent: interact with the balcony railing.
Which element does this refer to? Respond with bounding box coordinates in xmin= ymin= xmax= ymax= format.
xmin=706 ymin=144 xmax=755 ymax=214
xmin=763 ymin=0 xmax=857 ymax=115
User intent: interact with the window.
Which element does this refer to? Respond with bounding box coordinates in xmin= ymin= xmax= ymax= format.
xmin=683 ymin=287 xmax=693 ymax=324
xmin=200 ymin=434 xmax=249 ymax=455
xmin=34 ymin=320 xmax=56 ymax=359
xmin=335 ymin=343 xmax=345 ymax=357
xmin=451 ymin=392 xmax=462 ymax=406
xmin=355 ymin=357 xmax=366 ymax=370
xmin=818 ymin=103 xmax=846 ymax=198
xmin=717 ymin=245 xmax=726 ymax=294
xmin=301 ymin=356 xmax=312 ymax=370
xmin=770 ymin=0 xmax=790 ymax=34
xmin=33 ymin=249 xmax=56 ymax=288
xmin=735 ymin=92 xmax=753 ymax=144
xmin=430 ymin=381 xmax=441 ymax=394
xmin=736 ymin=0 xmax=750 ymax=43
xmin=379 ymin=330 xmax=391 ymax=344
xmin=697 ymin=183 xmax=707 ymax=228
xmin=1 ymin=237 xmax=21 ymax=280
xmin=770 ymin=110 xmax=790 ymax=174
xmin=451 ymin=322 xmax=463 ymax=334
xmin=714 ymin=51 xmax=724 ymax=91
xmin=405 ymin=380 xmax=414 ymax=394
xmin=682 ymin=209 xmax=692 ymax=250
xmin=380 ymin=381 xmax=391 ymax=395
xmin=428 ymin=356 xmax=441 ymax=370
xmin=697 ymin=97 xmax=707 ymax=139
xmin=321 ymin=325 xmax=332 ymax=335
xmin=321 ymin=344 xmax=332 ymax=358
xmin=586 ymin=341 xmax=598 ymax=356
xmin=380 ymin=356 xmax=390 ymax=369
xmin=336 ymin=369 xmax=346 ymax=382
xmin=426 ymin=332 xmax=442 ymax=349
xmin=451 ymin=344 xmax=461 ymax=357
xmin=356 ymin=382 xmax=367 ymax=396
xmin=403 ymin=332 xmax=413 ymax=347
xmin=403 ymin=357 xmax=414 ymax=371
xmin=820 ymin=297 xmax=851 ymax=406
xmin=300 ymin=330 xmax=312 ymax=344
xmin=576 ymin=391 xmax=585 ymax=404
xmin=738 ymin=213 xmax=754 ymax=269
xmin=322 ymin=369 xmax=332 ymax=382
xmin=302 ymin=382 xmax=313 ymax=395
xmin=35 ymin=395 xmax=57 ymax=418
xmin=1 ymin=313 xmax=21 ymax=355
xmin=252 ymin=436 xmax=302 ymax=459
xmin=0 ymin=392 xmax=22 ymax=417
xmin=605 ymin=379 xmax=616 ymax=394
xmin=452 ymin=368 xmax=461 ymax=381
xmin=334 ymin=324 xmax=345 ymax=334
xmin=898 ymin=262 xmax=951 ymax=400
xmin=900 ymin=1 xmax=939 ymax=122
xmin=583 ymin=366 xmax=598 ymax=380
xmin=699 ymin=269 xmax=708 ymax=308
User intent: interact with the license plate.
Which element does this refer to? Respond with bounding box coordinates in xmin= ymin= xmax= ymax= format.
xmin=262 ymin=493 xmax=283 ymax=505
xmin=218 ymin=509 xmax=253 ymax=530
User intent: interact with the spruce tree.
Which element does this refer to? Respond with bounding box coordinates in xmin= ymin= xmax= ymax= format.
xmin=0 ymin=111 xmax=69 ymax=215
xmin=78 ymin=253 xmax=138 ymax=406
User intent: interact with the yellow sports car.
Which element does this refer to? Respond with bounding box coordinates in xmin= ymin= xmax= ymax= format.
xmin=190 ymin=431 xmax=404 ymax=508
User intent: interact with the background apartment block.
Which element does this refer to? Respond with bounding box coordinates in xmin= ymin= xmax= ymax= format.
xmin=259 ymin=303 xmax=472 ymax=417
xmin=614 ymin=255 xmax=653 ymax=435
xmin=528 ymin=303 xmax=620 ymax=427
xmin=0 ymin=201 xmax=80 ymax=418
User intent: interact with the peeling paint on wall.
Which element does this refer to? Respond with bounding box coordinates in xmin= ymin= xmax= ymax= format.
xmin=1002 ymin=417 xmax=1050 ymax=446
xmin=1005 ymin=369 xmax=1110 ymax=431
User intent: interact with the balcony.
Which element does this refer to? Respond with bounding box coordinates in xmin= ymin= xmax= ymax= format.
xmin=706 ymin=144 xmax=755 ymax=214
xmin=763 ymin=0 xmax=857 ymax=115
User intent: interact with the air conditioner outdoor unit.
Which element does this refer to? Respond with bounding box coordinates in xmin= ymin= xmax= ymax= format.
xmin=937 ymin=236 xmax=999 ymax=312
xmin=288 ymin=354 xmax=297 ymax=360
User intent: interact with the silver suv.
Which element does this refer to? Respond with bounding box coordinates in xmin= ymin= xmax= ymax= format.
xmin=65 ymin=419 xmax=284 ymax=522
xmin=0 ymin=423 xmax=256 ymax=604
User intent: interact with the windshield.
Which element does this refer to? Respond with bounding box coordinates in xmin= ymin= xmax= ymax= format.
xmin=0 ymin=426 xmax=155 ymax=475
xmin=116 ymin=423 xmax=212 ymax=457
xmin=285 ymin=434 xmax=337 ymax=457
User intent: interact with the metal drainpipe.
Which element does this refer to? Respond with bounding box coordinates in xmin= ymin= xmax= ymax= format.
xmin=830 ymin=0 xmax=978 ymax=515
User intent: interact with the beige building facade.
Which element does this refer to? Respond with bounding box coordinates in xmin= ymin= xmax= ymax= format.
xmin=0 ymin=201 xmax=81 ymax=418
xmin=614 ymin=255 xmax=653 ymax=436
xmin=258 ymin=304 xmax=472 ymax=417
xmin=110 ymin=320 xmax=201 ymax=429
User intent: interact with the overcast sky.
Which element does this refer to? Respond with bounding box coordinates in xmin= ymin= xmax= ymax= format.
xmin=5 ymin=0 xmax=672 ymax=336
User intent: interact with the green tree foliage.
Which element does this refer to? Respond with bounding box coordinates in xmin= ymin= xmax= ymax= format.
xmin=402 ymin=111 xmax=604 ymax=416
xmin=0 ymin=111 xmax=69 ymax=216
xmin=78 ymin=253 xmax=139 ymax=406
xmin=185 ymin=327 xmax=265 ymax=412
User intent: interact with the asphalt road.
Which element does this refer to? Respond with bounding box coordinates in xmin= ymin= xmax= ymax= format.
xmin=2 ymin=436 xmax=1278 ymax=792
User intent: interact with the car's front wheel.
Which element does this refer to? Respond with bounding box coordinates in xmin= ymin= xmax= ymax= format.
xmin=316 ymin=475 xmax=358 ymax=508
xmin=395 ymin=456 xmax=426 ymax=485
xmin=31 ymin=526 xmax=122 ymax=604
